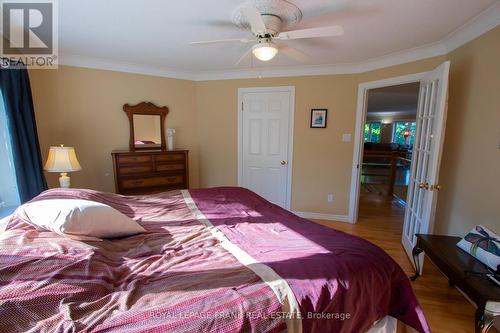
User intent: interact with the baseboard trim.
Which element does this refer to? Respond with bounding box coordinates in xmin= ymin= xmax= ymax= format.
xmin=293 ymin=211 xmax=352 ymax=224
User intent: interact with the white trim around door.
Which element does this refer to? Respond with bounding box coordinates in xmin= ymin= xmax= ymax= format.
xmin=238 ymin=86 xmax=295 ymax=210
xmin=348 ymin=72 xmax=427 ymax=224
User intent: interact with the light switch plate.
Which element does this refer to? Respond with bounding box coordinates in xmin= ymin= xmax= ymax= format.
xmin=342 ymin=133 xmax=352 ymax=142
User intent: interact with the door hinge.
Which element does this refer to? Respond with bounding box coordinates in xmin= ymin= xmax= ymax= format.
xmin=241 ymin=102 xmax=244 ymax=111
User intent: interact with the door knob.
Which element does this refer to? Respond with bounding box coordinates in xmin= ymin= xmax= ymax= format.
xmin=418 ymin=182 xmax=429 ymax=190
xmin=430 ymin=184 xmax=442 ymax=191
xmin=280 ymin=160 xmax=288 ymax=165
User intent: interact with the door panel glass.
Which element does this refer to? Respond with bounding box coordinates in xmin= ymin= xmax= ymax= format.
xmin=428 ymin=80 xmax=439 ymax=116
xmin=402 ymin=62 xmax=450 ymax=260
xmin=417 ymin=185 xmax=426 ymax=219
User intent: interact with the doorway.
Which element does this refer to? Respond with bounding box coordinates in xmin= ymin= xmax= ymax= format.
xmin=237 ymin=86 xmax=295 ymax=209
xmin=361 ymin=82 xmax=419 ymax=205
xmin=350 ymin=62 xmax=451 ymax=266
xmin=358 ymin=82 xmax=420 ymax=268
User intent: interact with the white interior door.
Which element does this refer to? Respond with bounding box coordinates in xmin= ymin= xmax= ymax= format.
xmin=239 ymin=88 xmax=294 ymax=209
xmin=402 ymin=61 xmax=450 ymax=264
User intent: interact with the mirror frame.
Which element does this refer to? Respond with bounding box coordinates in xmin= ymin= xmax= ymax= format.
xmin=123 ymin=102 xmax=169 ymax=150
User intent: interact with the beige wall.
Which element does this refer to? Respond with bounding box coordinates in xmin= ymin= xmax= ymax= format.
xmin=434 ymin=26 xmax=500 ymax=236
xmin=195 ymin=56 xmax=445 ymax=215
xmin=29 ymin=26 xmax=499 ymax=236
xmin=30 ymin=57 xmax=445 ymax=216
xmin=30 ymin=67 xmax=199 ymax=192
xmin=197 ymin=75 xmax=360 ymax=214
xmin=379 ymin=123 xmax=393 ymax=144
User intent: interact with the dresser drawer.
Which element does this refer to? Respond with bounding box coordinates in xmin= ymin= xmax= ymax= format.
xmin=118 ymin=165 xmax=153 ymax=175
xmin=155 ymin=163 xmax=185 ymax=172
xmin=155 ymin=153 xmax=185 ymax=162
xmin=117 ymin=155 xmax=152 ymax=164
xmin=112 ymin=150 xmax=189 ymax=194
xmin=120 ymin=175 xmax=185 ymax=190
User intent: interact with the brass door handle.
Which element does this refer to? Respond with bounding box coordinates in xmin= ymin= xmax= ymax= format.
xmin=280 ymin=161 xmax=288 ymax=165
xmin=430 ymin=184 xmax=442 ymax=191
xmin=418 ymin=182 xmax=429 ymax=190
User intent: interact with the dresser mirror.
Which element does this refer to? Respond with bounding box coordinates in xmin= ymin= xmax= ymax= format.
xmin=123 ymin=102 xmax=169 ymax=150
xmin=133 ymin=114 xmax=161 ymax=148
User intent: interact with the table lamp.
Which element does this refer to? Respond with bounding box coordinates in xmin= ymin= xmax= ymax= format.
xmin=44 ymin=145 xmax=82 ymax=188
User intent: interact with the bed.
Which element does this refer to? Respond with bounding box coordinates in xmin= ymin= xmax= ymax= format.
xmin=0 ymin=187 xmax=429 ymax=333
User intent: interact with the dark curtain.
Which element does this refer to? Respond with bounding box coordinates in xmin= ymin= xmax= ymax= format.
xmin=0 ymin=61 xmax=47 ymax=202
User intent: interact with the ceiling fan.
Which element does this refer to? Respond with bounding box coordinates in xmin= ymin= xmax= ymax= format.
xmin=189 ymin=1 xmax=344 ymax=65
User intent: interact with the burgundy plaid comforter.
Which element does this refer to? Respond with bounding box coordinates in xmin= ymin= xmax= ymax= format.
xmin=0 ymin=188 xmax=429 ymax=333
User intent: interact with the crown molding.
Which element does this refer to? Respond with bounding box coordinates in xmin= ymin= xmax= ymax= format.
xmin=441 ymin=0 xmax=500 ymax=53
xmin=58 ymin=2 xmax=500 ymax=82
xmin=59 ymin=53 xmax=197 ymax=81
xmin=191 ymin=42 xmax=448 ymax=81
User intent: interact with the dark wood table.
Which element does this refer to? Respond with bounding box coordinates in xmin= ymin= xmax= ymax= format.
xmin=412 ymin=234 xmax=500 ymax=333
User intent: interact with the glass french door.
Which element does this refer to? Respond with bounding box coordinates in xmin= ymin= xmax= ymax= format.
xmin=402 ymin=61 xmax=450 ymax=267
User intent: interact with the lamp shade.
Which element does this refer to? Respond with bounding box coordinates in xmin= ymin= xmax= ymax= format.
xmin=252 ymin=43 xmax=278 ymax=61
xmin=44 ymin=145 xmax=82 ymax=173
xmin=401 ymin=129 xmax=412 ymax=137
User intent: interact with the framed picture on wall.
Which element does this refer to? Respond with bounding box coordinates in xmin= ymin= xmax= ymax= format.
xmin=310 ymin=109 xmax=327 ymax=128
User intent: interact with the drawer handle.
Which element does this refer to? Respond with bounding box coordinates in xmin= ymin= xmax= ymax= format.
xmin=160 ymin=165 xmax=181 ymax=170
xmin=130 ymin=180 xmax=144 ymax=185
xmin=159 ymin=155 xmax=182 ymax=160
xmin=165 ymin=177 xmax=178 ymax=182
xmin=125 ymin=157 xmax=148 ymax=162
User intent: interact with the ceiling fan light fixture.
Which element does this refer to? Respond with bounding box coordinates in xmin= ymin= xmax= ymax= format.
xmin=252 ymin=42 xmax=278 ymax=61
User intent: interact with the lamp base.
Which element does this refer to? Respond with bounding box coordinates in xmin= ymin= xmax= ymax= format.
xmin=59 ymin=172 xmax=71 ymax=188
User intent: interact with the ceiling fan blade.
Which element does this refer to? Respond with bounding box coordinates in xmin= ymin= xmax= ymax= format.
xmin=189 ymin=38 xmax=253 ymax=45
xmin=235 ymin=48 xmax=253 ymax=66
xmin=279 ymin=45 xmax=309 ymax=62
xmin=277 ymin=25 xmax=344 ymax=40
xmin=240 ymin=7 xmax=266 ymax=35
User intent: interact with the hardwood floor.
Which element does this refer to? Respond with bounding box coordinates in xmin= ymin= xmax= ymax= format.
xmin=312 ymin=192 xmax=482 ymax=333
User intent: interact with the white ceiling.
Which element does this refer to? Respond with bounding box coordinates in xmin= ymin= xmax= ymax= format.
xmin=367 ymin=83 xmax=420 ymax=116
xmin=58 ymin=0 xmax=500 ymax=80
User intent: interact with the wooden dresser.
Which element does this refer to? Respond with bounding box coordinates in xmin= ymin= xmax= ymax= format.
xmin=111 ymin=150 xmax=189 ymax=195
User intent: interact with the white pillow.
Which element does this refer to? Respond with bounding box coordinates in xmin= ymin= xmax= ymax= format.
xmin=456 ymin=225 xmax=499 ymax=272
xmin=18 ymin=199 xmax=145 ymax=239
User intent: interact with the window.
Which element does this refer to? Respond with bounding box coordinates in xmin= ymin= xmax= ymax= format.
xmin=0 ymin=89 xmax=20 ymax=218
xmin=393 ymin=121 xmax=417 ymax=146
xmin=364 ymin=122 xmax=381 ymax=143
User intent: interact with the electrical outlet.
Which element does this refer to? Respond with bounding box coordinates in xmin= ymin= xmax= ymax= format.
xmin=327 ymin=194 xmax=334 ymax=203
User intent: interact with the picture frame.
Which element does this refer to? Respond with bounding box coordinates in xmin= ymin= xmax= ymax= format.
xmin=310 ymin=109 xmax=327 ymax=128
